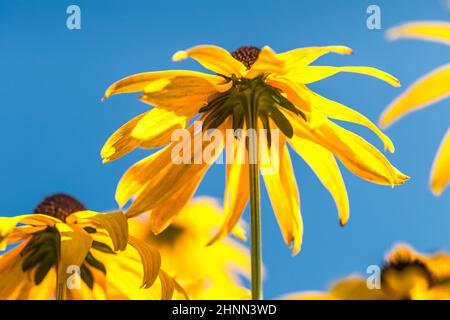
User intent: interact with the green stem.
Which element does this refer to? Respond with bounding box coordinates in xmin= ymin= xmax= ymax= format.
xmin=246 ymin=92 xmax=263 ymax=300
xmin=55 ymin=262 xmax=66 ymax=300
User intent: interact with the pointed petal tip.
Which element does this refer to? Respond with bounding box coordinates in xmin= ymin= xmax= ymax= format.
xmin=172 ymin=50 xmax=188 ymax=62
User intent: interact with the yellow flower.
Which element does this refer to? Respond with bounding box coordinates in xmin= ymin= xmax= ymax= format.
xmin=129 ymin=197 xmax=250 ymax=299
xmin=284 ymin=244 xmax=450 ymax=300
xmin=380 ymin=22 xmax=450 ymax=195
xmin=102 ymin=44 xmax=407 ymax=255
xmin=0 ymin=194 xmax=183 ymax=300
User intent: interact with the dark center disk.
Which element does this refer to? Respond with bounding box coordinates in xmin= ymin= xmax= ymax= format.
xmin=231 ymin=46 xmax=261 ymax=69
xmin=34 ymin=193 xmax=86 ymax=221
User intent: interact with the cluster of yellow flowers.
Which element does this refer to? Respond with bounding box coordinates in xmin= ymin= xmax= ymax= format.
xmin=1 ymin=18 xmax=450 ymax=300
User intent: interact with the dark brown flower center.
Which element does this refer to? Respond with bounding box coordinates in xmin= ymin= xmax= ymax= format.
xmin=34 ymin=193 xmax=86 ymax=221
xmin=231 ymin=46 xmax=261 ymax=69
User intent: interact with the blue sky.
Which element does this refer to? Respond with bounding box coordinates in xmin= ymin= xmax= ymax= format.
xmin=1 ymin=0 xmax=450 ymax=298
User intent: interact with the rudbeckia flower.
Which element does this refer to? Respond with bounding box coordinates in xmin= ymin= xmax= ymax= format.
xmin=102 ymin=44 xmax=407 ymax=299
xmin=380 ymin=22 xmax=450 ymax=195
xmin=129 ymin=197 xmax=250 ymax=299
xmin=284 ymin=244 xmax=450 ymax=300
xmin=0 ymin=193 xmax=183 ymax=300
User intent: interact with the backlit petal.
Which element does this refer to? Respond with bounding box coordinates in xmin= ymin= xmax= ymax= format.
xmin=278 ymin=45 xmax=353 ymax=68
xmin=380 ymin=64 xmax=450 ymax=128
xmin=388 ymin=21 xmax=450 ymax=45
xmin=246 ymin=46 xmax=285 ymax=78
xmin=173 ymin=45 xmax=246 ymax=77
xmin=430 ymin=127 xmax=450 ymax=195
xmin=127 ymin=236 xmax=161 ymax=289
xmin=289 ymin=137 xmax=349 ymax=226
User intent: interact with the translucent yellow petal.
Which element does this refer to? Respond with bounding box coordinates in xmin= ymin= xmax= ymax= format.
xmin=55 ymin=223 xmax=93 ymax=294
xmin=289 ymin=138 xmax=350 ymax=226
xmin=246 ymin=46 xmax=285 ymax=78
xmin=303 ymin=88 xmax=395 ymax=152
xmin=209 ymin=137 xmax=249 ymax=245
xmin=139 ymin=74 xmax=232 ymax=117
xmin=430 ymin=128 xmax=450 ymax=195
xmin=173 ymin=45 xmax=246 ymax=77
xmin=127 ymin=236 xmax=161 ymax=289
xmin=0 ymin=214 xmax=59 ymax=250
xmin=277 ymin=45 xmax=353 ymax=68
xmin=265 ymin=75 xmax=310 ymax=112
xmin=131 ymin=108 xmax=188 ymax=141
xmin=261 ymin=141 xmax=303 ymax=255
xmin=103 ymin=70 xmax=225 ymax=100
xmin=101 ymin=112 xmax=145 ymax=163
xmin=68 ymin=210 xmax=128 ymax=251
xmin=287 ymin=113 xmax=408 ymax=186
xmin=380 ymin=64 xmax=450 ymax=128
xmin=388 ymin=21 xmax=450 ymax=45
xmin=287 ymin=66 xmax=400 ymax=87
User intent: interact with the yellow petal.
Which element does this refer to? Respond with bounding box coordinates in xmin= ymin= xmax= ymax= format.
xmin=158 ymin=270 xmax=188 ymax=300
xmin=380 ymin=64 xmax=450 ymax=128
xmin=103 ymin=70 xmax=225 ymax=100
xmin=388 ymin=21 xmax=450 ymax=45
xmin=289 ymin=138 xmax=350 ymax=226
xmin=288 ymin=113 xmax=408 ymax=186
xmin=209 ymin=137 xmax=249 ymax=245
xmin=131 ymin=108 xmax=188 ymax=141
xmin=261 ymin=140 xmax=303 ymax=255
xmin=101 ymin=112 xmax=145 ymax=163
xmin=278 ymin=45 xmax=353 ymax=68
xmin=246 ymin=46 xmax=285 ymax=78
xmin=0 ymin=214 xmax=59 ymax=250
xmin=430 ymin=128 xmax=450 ymax=195
xmin=265 ymin=75 xmax=310 ymax=112
xmin=287 ymin=66 xmax=400 ymax=87
xmin=127 ymin=236 xmax=161 ymax=289
xmin=139 ymin=74 xmax=232 ymax=117
xmin=55 ymin=223 xmax=93 ymax=294
xmin=68 ymin=210 xmax=128 ymax=251
xmin=172 ymin=45 xmax=246 ymax=77
xmin=304 ymin=88 xmax=395 ymax=152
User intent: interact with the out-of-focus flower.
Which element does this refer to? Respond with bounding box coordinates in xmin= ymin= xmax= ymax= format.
xmin=284 ymin=244 xmax=450 ymax=300
xmin=0 ymin=193 xmax=183 ymax=300
xmin=381 ymin=21 xmax=450 ymax=195
xmin=102 ymin=44 xmax=407 ymax=254
xmin=129 ymin=197 xmax=250 ymax=299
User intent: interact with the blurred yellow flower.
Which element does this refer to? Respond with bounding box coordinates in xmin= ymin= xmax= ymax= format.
xmin=0 ymin=194 xmax=183 ymax=300
xmin=380 ymin=21 xmax=450 ymax=195
xmin=129 ymin=197 xmax=250 ymax=300
xmin=102 ymin=44 xmax=407 ymax=255
xmin=284 ymin=244 xmax=450 ymax=300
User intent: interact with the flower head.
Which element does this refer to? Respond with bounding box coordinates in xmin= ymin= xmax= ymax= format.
xmin=129 ymin=197 xmax=250 ymax=299
xmin=381 ymin=21 xmax=450 ymax=195
xmin=0 ymin=193 xmax=183 ymax=300
xmin=284 ymin=244 xmax=450 ymax=300
xmin=102 ymin=44 xmax=407 ymax=254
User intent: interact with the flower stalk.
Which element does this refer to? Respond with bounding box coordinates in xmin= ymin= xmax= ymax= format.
xmin=245 ymin=91 xmax=263 ymax=300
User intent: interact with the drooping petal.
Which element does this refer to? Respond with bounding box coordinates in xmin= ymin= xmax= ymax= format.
xmin=103 ymin=70 xmax=226 ymax=100
xmin=209 ymin=136 xmax=249 ymax=245
xmin=0 ymin=214 xmax=59 ymax=250
xmin=127 ymin=236 xmax=161 ymax=289
xmin=101 ymin=112 xmax=146 ymax=163
xmin=303 ymin=87 xmax=395 ymax=152
xmin=246 ymin=46 xmax=285 ymax=78
xmin=388 ymin=22 xmax=450 ymax=45
xmin=287 ymin=66 xmax=400 ymax=87
xmin=139 ymin=74 xmax=232 ymax=117
xmin=261 ymin=139 xmax=303 ymax=255
xmin=131 ymin=108 xmax=188 ymax=141
xmin=55 ymin=223 xmax=93 ymax=295
xmin=68 ymin=210 xmax=128 ymax=251
xmin=265 ymin=75 xmax=310 ymax=112
xmin=158 ymin=270 xmax=188 ymax=300
xmin=380 ymin=64 xmax=450 ymax=128
xmin=173 ymin=45 xmax=247 ymax=77
xmin=287 ymin=112 xmax=408 ymax=186
xmin=278 ymin=45 xmax=353 ymax=68
xmin=430 ymin=128 xmax=450 ymax=196
xmin=289 ymin=137 xmax=350 ymax=226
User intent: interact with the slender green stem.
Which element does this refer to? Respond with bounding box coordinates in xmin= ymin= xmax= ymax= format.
xmin=246 ymin=92 xmax=263 ymax=300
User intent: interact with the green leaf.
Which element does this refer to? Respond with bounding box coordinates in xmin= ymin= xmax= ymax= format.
xmin=92 ymin=241 xmax=115 ymax=254
xmin=85 ymin=252 xmax=107 ymax=274
xmin=80 ymin=264 xmax=94 ymax=289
